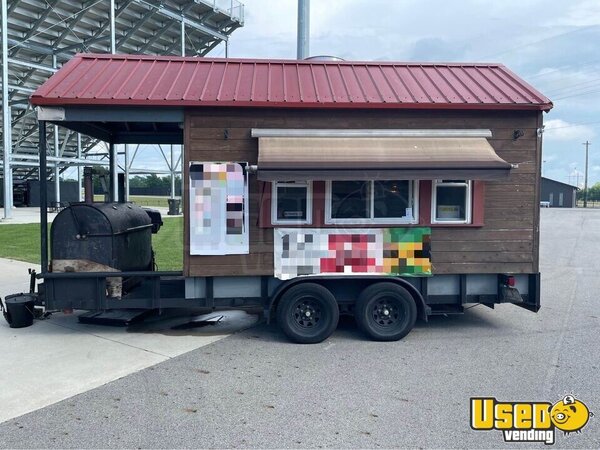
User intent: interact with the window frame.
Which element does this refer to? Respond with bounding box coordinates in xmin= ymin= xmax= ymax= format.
xmin=271 ymin=181 xmax=313 ymax=225
xmin=431 ymin=179 xmax=472 ymax=224
xmin=324 ymin=180 xmax=419 ymax=225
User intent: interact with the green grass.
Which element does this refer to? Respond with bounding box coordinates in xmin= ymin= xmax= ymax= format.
xmin=153 ymin=217 xmax=183 ymax=271
xmin=0 ymin=217 xmax=183 ymax=271
xmin=130 ymin=196 xmax=174 ymax=208
xmin=0 ymin=223 xmax=44 ymax=264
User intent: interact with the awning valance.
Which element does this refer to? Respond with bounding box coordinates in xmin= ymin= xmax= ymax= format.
xmin=256 ymin=137 xmax=512 ymax=181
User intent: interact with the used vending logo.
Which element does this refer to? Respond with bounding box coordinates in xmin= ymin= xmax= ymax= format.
xmin=470 ymin=395 xmax=593 ymax=445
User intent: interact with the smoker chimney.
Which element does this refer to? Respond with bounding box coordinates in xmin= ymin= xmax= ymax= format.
xmin=83 ymin=166 xmax=94 ymax=204
xmin=118 ymin=173 xmax=126 ymax=203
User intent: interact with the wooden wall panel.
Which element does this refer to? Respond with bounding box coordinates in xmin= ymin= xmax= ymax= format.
xmin=184 ymin=107 xmax=542 ymax=276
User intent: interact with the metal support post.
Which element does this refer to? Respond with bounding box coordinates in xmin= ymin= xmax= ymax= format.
xmin=297 ymin=0 xmax=310 ymax=59
xmin=583 ymin=141 xmax=591 ymax=208
xmin=170 ymin=145 xmax=176 ymax=199
xmin=52 ymin=55 xmax=60 ymax=206
xmin=110 ymin=0 xmax=116 ymax=53
xmin=3 ymin=108 xmax=12 ymax=216
xmin=124 ymin=144 xmax=130 ymax=201
xmin=181 ymin=18 xmax=185 ymax=56
xmin=77 ymin=133 xmax=83 ymax=201
xmin=2 ymin=0 xmax=12 ymax=218
xmin=53 ymin=126 xmax=60 ymax=204
xmin=39 ymin=121 xmax=48 ymax=273
xmin=109 ymin=142 xmax=117 ymax=202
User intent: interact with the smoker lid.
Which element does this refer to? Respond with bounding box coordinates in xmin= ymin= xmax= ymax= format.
xmin=55 ymin=202 xmax=151 ymax=235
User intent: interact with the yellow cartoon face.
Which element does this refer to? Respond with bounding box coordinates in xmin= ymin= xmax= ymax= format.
xmin=550 ymin=396 xmax=591 ymax=433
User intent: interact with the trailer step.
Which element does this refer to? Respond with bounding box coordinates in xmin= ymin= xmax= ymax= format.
xmin=428 ymin=305 xmax=464 ymax=315
xmin=78 ymin=309 xmax=154 ymax=326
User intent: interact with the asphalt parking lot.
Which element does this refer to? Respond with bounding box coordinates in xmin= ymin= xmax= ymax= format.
xmin=0 ymin=208 xmax=598 ymax=448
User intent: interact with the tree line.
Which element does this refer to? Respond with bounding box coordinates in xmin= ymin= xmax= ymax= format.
xmin=129 ymin=174 xmax=182 ymax=189
xmin=91 ymin=170 xmax=181 ymax=192
xmin=576 ymin=182 xmax=600 ymax=201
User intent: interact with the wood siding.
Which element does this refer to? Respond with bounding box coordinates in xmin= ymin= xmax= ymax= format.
xmin=184 ymin=108 xmax=542 ymax=277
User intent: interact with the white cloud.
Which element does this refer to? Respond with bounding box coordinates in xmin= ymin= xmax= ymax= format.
xmin=546 ymin=0 xmax=600 ymax=26
xmin=537 ymin=67 xmax=600 ymax=96
xmin=543 ymin=119 xmax=596 ymax=141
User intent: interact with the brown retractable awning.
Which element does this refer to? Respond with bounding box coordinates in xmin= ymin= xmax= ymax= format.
xmin=256 ymin=137 xmax=512 ymax=181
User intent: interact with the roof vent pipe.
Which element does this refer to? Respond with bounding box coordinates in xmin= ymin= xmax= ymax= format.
xmin=303 ymin=55 xmax=346 ymax=62
xmin=297 ymin=0 xmax=310 ymax=59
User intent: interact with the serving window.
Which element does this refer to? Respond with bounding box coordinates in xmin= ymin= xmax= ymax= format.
xmin=271 ymin=181 xmax=312 ymax=225
xmin=431 ymin=180 xmax=472 ymax=224
xmin=256 ymin=130 xmax=504 ymax=228
xmin=325 ymin=180 xmax=417 ymax=225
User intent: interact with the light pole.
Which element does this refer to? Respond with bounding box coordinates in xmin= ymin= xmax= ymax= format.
xmin=583 ymin=141 xmax=591 ymax=208
xmin=297 ymin=0 xmax=310 ymax=59
xmin=542 ymin=160 xmax=547 ymax=177
xmin=569 ymin=168 xmax=583 ymax=189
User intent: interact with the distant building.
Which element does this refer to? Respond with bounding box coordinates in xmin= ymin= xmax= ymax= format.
xmin=541 ymin=177 xmax=578 ymax=208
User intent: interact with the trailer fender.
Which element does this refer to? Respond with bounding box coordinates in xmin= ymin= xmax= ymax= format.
xmin=265 ymin=276 xmax=430 ymax=323
xmin=391 ymin=279 xmax=430 ymax=322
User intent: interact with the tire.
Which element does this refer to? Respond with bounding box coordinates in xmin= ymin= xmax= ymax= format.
xmin=355 ymin=282 xmax=417 ymax=341
xmin=276 ymin=283 xmax=339 ymax=344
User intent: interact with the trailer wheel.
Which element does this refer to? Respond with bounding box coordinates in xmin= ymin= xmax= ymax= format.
xmin=276 ymin=283 xmax=339 ymax=344
xmin=355 ymin=283 xmax=417 ymax=341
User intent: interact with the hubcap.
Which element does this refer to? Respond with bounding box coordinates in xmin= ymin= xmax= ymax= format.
xmin=293 ymin=298 xmax=322 ymax=328
xmin=372 ymin=297 xmax=402 ymax=327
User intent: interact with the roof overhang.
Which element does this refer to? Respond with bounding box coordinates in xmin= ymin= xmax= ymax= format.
xmin=36 ymin=106 xmax=184 ymax=144
xmin=254 ymin=129 xmax=512 ymax=181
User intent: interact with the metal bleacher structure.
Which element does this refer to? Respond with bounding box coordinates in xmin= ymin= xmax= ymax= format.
xmin=1 ymin=0 xmax=244 ymax=218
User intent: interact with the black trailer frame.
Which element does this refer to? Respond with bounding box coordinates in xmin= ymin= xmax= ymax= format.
xmin=39 ymin=271 xmax=267 ymax=311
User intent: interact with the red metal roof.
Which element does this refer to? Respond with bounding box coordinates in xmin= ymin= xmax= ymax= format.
xmin=31 ymin=54 xmax=552 ymax=111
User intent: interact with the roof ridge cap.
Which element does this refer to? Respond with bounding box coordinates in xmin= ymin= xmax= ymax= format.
xmin=72 ymin=53 xmax=504 ymax=67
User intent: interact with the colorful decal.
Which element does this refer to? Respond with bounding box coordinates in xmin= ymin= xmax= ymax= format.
xmin=189 ymin=162 xmax=248 ymax=255
xmin=274 ymin=228 xmax=431 ymax=280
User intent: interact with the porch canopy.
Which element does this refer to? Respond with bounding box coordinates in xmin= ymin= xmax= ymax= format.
xmin=252 ymin=129 xmax=513 ymax=181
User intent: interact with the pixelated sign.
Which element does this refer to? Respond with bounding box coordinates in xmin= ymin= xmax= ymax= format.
xmin=274 ymin=228 xmax=431 ymax=280
xmin=189 ymin=162 xmax=249 ymax=255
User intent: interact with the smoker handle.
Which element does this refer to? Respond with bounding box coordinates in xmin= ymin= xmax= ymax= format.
xmin=84 ymin=223 xmax=154 ymax=237
xmin=69 ymin=206 xmax=85 ymax=237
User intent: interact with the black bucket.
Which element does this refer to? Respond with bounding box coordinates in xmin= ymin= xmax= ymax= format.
xmin=167 ymin=198 xmax=181 ymax=215
xmin=1 ymin=293 xmax=36 ymax=328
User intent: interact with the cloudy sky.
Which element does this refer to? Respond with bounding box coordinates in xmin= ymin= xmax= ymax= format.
xmin=128 ymin=0 xmax=600 ymax=187
xmin=218 ymin=0 xmax=600 ymax=186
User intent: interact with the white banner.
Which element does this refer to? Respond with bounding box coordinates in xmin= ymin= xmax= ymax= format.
xmin=189 ymin=162 xmax=249 ymax=255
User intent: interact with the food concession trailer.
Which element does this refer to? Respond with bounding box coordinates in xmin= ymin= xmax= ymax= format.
xmin=2 ymin=54 xmax=553 ymax=343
